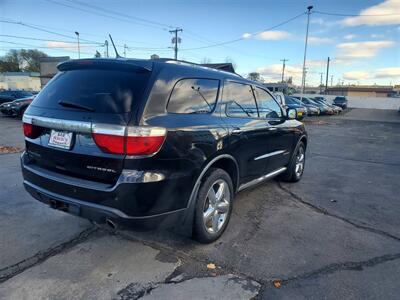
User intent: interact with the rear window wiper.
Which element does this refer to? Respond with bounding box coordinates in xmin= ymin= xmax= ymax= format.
xmin=58 ymin=100 xmax=95 ymax=112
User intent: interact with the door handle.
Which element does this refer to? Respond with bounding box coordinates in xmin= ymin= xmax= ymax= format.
xmin=268 ymin=127 xmax=277 ymax=131
xmin=232 ymin=127 xmax=242 ymax=134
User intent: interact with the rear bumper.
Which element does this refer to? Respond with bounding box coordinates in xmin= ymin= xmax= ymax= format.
xmin=21 ymin=152 xmax=192 ymax=230
xmin=333 ymin=103 xmax=347 ymax=108
xmin=24 ymin=181 xmax=185 ymax=230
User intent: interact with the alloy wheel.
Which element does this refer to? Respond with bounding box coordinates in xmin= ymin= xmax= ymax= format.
xmin=295 ymin=146 xmax=305 ymax=178
xmin=202 ymin=179 xmax=231 ymax=234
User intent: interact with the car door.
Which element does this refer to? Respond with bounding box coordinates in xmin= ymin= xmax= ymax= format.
xmin=253 ymin=87 xmax=294 ymax=173
xmin=222 ymin=80 xmax=277 ymax=184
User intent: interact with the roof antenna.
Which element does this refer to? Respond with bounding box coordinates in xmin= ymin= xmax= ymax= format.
xmin=109 ymin=34 xmax=122 ymax=58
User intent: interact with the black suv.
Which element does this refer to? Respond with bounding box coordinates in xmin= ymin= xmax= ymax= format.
xmin=332 ymin=96 xmax=348 ymax=109
xmin=21 ymin=59 xmax=307 ymax=243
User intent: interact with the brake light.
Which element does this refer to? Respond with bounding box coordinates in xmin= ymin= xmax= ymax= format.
xmin=92 ymin=125 xmax=166 ymax=156
xmin=23 ymin=122 xmax=42 ymax=139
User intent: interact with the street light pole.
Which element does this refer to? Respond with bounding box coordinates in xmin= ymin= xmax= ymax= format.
xmin=325 ymin=57 xmax=330 ymax=93
xmin=75 ymin=31 xmax=80 ymax=59
xmin=319 ymin=72 xmax=324 ymax=93
xmin=280 ymin=58 xmax=288 ymax=83
xmin=301 ymin=6 xmax=313 ymax=95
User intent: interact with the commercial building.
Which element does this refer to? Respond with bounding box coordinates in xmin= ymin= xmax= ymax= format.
xmin=0 ymin=72 xmax=41 ymax=91
xmin=39 ymin=56 xmax=70 ymax=88
xmin=326 ymin=86 xmax=394 ymax=97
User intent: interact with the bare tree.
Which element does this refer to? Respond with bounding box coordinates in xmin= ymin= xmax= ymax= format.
xmin=247 ymin=72 xmax=263 ymax=82
xmin=225 ymin=57 xmax=237 ymax=69
xmin=0 ymin=49 xmax=48 ymax=72
xmin=200 ymin=57 xmax=212 ymax=64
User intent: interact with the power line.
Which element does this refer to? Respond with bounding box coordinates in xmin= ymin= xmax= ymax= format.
xmin=0 ymin=41 xmax=95 ymax=54
xmin=0 ymin=19 xmax=100 ymax=44
xmin=0 ymin=20 xmax=170 ymax=52
xmin=0 ymin=19 xmax=78 ymax=40
xmin=180 ymin=11 xmax=306 ymax=51
xmin=314 ymin=10 xmax=400 ymax=17
xmin=1 ymin=17 xmax=163 ymax=46
xmin=0 ymin=34 xmax=101 ymax=45
xmin=45 ymin=0 xmax=170 ymax=31
xmin=66 ymin=0 xmax=175 ymax=29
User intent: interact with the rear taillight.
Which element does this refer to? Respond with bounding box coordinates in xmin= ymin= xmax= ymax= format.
xmin=23 ymin=122 xmax=42 ymax=139
xmin=92 ymin=125 xmax=166 ymax=156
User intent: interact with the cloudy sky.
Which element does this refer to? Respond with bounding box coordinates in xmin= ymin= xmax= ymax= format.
xmin=1 ymin=0 xmax=399 ymax=86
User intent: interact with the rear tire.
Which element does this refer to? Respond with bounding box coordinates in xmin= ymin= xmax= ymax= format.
xmin=279 ymin=141 xmax=306 ymax=182
xmin=193 ymin=168 xmax=234 ymax=243
xmin=19 ymin=107 xmax=27 ymax=119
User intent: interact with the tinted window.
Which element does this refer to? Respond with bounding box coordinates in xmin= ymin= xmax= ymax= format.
xmin=255 ymin=87 xmax=282 ymax=118
xmin=285 ymin=96 xmax=297 ymax=105
xmin=225 ymin=82 xmax=257 ymax=118
xmin=167 ymin=78 xmax=219 ymax=114
xmin=32 ymin=69 xmax=149 ymax=114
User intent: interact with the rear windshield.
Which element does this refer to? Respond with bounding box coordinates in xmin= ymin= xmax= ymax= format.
xmin=32 ymin=69 xmax=150 ymax=114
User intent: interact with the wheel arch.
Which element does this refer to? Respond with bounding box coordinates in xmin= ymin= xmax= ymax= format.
xmin=178 ymin=154 xmax=239 ymax=236
xmin=299 ymin=134 xmax=307 ymax=149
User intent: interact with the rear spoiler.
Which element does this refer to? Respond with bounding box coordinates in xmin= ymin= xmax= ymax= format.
xmin=57 ymin=59 xmax=153 ymax=72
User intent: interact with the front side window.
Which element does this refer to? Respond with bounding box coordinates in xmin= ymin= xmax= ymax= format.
xmin=167 ymin=78 xmax=219 ymax=114
xmin=224 ymin=82 xmax=258 ymax=118
xmin=254 ymin=87 xmax=282 ymax=118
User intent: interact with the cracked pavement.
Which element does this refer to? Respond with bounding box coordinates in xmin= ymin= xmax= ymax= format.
xmin=0 ymin=109 xmax=399 ymax=299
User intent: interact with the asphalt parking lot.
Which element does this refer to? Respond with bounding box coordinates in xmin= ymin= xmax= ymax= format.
xmin=0 ymin=109 xmax=399 ymax=299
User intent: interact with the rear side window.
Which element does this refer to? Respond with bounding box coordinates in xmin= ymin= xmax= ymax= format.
xmin=32 ymin=69 xmax=149 ymax=114
xmin=167 ymin=78 xmax=219 ymax=114
xmin=224 ymin=82 xmax=258 ymax=118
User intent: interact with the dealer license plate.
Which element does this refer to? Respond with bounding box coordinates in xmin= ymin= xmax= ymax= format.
xmin=48 ymin=130 xmax=73 ymax=149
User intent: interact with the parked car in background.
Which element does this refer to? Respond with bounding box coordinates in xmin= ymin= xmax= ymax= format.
xmin=0 ymin=96 xmax=36 ymax=118
xmin=313 ymin=96 xmax=342 ymax=114
xmin=332 ymin=96 xmax=348 ymax=109
xmin=0 ymin=90 xmax=34 ymax=105
xmin=292 ymin=96 xmax=320 ymax=116
xmin=21 ymin=58 xmax=307 ymax=243
xmin=284 ymin=96 xmax=307 ymax=120
xmin=309 ymin=97 xmax=335 ymax=115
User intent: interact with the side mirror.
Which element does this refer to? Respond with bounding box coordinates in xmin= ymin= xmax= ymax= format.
xmin=287 ymin=108 xmax=297 ymax=120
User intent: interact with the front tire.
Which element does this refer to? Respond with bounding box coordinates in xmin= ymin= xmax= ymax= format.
xmin=279 ymin=141 xmax=306 ymax=182
xmin=193 ymin=168 xmax=234 ymax=243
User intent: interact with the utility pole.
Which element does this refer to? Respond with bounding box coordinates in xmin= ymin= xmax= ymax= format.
xmin=75 ymin=31 xmax=80 ymax=59
xmin=319 ymin=72 xmax=324 ymax=93
xmin=301 ymin=5 xmax=313 ymax=95
xmin=169 ymin=28 xmax=182 ymax=60
xmin=124 ymin=44 xmax=127 ymax=58
xmin=280 ymin=58 xmax=288 ymax=82
xmin=325 ymin=57 xmax=330 ymax=93
xmin=104 ymin=40 xmax=109 ymax=58
xmin=331 ymin=75 xmax=334 ymax=86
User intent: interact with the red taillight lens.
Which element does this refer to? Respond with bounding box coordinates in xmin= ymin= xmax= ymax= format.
xmin=92 ymin=126 xmax=166 ymax=156
xmin=23 ymin=122 xmax=41 ymax=139
xmin=92 ymin=133 xmax=125 ymax=154
xmin=126 ymin=136 xmax=166 ymax=156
